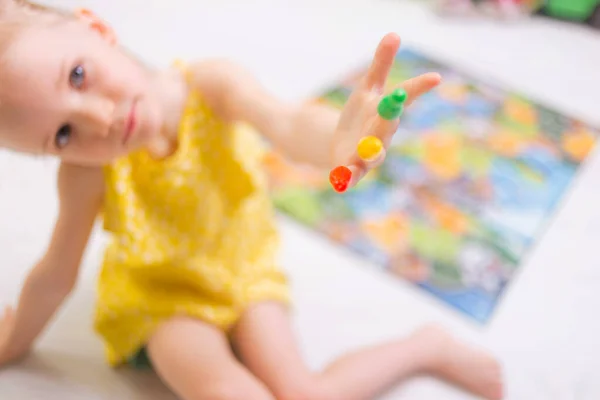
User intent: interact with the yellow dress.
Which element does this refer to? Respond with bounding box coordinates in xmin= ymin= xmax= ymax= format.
xmin=95 ymin=80 xmax=290 ymax=367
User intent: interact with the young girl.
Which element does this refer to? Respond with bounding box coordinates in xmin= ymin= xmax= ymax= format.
xmin=0 ymin=1 xmax=504 ymax=399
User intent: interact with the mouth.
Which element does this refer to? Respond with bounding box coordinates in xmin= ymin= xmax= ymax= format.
xmin=123 ymin=101 xmax=137 ymax=145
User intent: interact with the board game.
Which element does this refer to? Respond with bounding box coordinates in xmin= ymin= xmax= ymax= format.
xmin=263 ymin=48 xmax=599 ymax=323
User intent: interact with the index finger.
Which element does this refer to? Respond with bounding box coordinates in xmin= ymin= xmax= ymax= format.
xmin=361 ymin=33 xmax=401 ymax=92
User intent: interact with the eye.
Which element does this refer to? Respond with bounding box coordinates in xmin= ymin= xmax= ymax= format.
xmin=55 ymin=124 xmax=72 ymax=149
xmin=69 ymin=65 xmax=85 ymax=89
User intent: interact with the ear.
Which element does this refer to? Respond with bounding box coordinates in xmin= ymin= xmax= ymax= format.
xmin=75 ymin=8 xmax=117 ymax=45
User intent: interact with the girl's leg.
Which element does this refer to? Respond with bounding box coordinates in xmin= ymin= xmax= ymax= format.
xmin=146 ymin=316 xmax=275 ymax=400
xmin=231 ymin=302 xmax=504 ymax=400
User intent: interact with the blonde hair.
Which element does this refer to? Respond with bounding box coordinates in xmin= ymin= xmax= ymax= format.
xmin=0 ymin=0 xmax=73 ymax=49
xmin=4 ymin=0 xmax=72 ymax=17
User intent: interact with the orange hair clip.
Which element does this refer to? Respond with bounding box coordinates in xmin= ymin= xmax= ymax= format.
xmin=90 ymin=21 xmax=108 ymax=35
xmin=75 ymin=8 xmax=94 ymax=18
xmin=75 ymin=8 xmax=117 ymax=45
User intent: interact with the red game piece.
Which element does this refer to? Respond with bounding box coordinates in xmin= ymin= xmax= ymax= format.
xmin=329 ymin=166 xmax=352 ymax=193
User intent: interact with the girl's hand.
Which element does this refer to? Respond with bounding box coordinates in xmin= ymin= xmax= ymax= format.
xmin=329 ymin=33 xmax=441 ymax=192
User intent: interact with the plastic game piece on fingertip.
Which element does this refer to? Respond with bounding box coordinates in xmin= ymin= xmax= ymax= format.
xmin=329 ymin=166 xmax=352 ymax=193
xmin=378 ymin=88 xmax=407 ymax=120
xmin=357 ymin=136 xmax=384 ymax=162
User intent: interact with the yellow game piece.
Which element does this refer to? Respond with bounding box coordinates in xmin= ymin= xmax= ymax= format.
xmin=357 ymin=136 xmax=384 ymax=162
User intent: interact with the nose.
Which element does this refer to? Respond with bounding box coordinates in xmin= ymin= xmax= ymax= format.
xmin=73 ymin=95 xmax=115 ymax=137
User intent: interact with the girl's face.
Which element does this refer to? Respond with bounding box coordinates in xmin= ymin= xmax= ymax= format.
xmin=0 ymin=16 xmax=167 ymax=166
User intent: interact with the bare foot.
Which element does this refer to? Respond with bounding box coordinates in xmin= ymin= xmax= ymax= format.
xmin=412 ymin=325 xmax=504 ymax=400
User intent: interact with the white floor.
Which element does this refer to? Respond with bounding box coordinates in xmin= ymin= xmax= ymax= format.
xmin=1 ymin=0 xmax=600 ymax=399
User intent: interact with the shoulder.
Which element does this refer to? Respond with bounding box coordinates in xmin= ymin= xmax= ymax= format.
xmin=185 ymin=59 xmax=257 ymax=122
xmin=187 ymin=59 xmax=251 ymax=83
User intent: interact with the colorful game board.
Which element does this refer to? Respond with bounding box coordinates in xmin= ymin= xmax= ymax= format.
xmin=263 ymin=48 xmax=599 ymax=323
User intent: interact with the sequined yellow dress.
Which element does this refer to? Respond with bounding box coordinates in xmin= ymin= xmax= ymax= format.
xmin=94 ymin=81 xmax=290 ymax=367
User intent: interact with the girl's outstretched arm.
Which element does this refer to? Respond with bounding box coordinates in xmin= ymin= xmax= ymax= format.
xmin=188 ymin=58 xmax=340 ymax=169
xmin=0 ymin=163 xmax=103 ymax=366
xmin=188 ymin=34 xmax=440 ymax=172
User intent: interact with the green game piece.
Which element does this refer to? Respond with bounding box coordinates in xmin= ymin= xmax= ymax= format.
xmin=377 ymin=88 xmax=407 ymax=120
